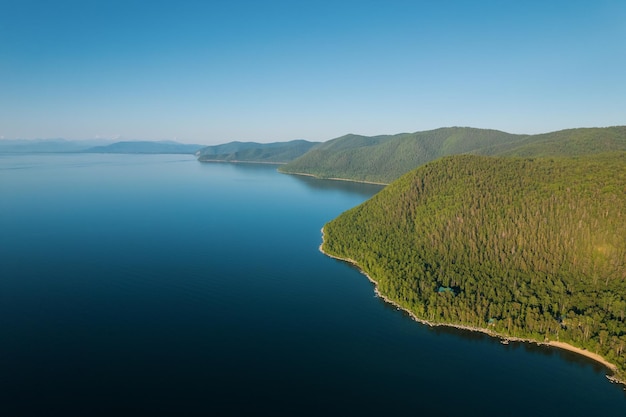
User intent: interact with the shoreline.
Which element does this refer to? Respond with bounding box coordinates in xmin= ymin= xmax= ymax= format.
xmin=318 ymin=226 xmax=624 ymax=387
xmin=279 ymin=170 xmax=389 ymax=186
xmin=197 ymin=159 xmax=287 ymax=165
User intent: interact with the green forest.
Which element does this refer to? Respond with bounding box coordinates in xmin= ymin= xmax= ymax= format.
xmin=280 ymin=126 xmax=626 ymax=183
xmin=322 ymin=153 xmax=626 ymax=380
xmin=196 ymin=139 xmax=318 ymax=163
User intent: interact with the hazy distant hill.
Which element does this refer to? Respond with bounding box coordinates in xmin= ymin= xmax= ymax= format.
xmin=0 ymin=138 xmax=114 ymax=153
xmin=322 ymin=152 xmax=626 ymax=380
xmin=280 ymin=126 xmax=626 ymax=183
xmin=196 ymin=140 xmax=319 ymax=164
xmin=85 ymin=141 xmax=204 ymax=154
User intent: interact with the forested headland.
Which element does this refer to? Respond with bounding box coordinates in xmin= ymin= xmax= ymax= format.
xmin=196 ymin=139 xmax=318 ymax=164
xmin=322 ymin=153 xmax=626 ymax=381
xmin=280 ymin=126 xmax=626 ymax=183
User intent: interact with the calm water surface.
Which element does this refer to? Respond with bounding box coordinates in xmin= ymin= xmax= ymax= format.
xmin=1 ymin=154 xmax=624 ymax=416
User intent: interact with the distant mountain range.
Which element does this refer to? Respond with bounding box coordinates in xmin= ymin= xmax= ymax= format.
xmin=84 ymin=141 xmax=204 ymax=154
xmin=0 ymin=139 xmax=204 ymax=154
xmin=279 ymin=126 xmax=626 ymax=183
xmin=196 ymin=139 xmax=319 ymax=164
xmin=5 ymin=126 xmax=625 ymax=179
xmin=0 ymin=138 xmax=115 ymax=153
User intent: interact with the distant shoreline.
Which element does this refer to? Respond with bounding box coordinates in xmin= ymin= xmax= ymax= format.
xmin=197 ymin=159 xmax=287 ymax=165
xmin=318 ymin=226 xmax=624 ymax=388
xmin=281 ymin=171 xmax=389 ymax=186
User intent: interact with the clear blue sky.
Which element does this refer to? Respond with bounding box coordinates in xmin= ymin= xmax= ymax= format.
xmin=1 ymin=0 xmax=625 ymax=144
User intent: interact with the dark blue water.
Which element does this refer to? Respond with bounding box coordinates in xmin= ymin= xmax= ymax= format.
xmin=1 ymin=154 xmax=624 ymax=416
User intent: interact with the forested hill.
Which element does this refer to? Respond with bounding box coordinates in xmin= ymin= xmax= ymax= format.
xmin=322 ymin=153 xmax=626 ymax=380
xmin=196 ymin=140 xmax=318 ymax=164
xmin=280 ymin=127 xmax=522 ymax=183
xmin=280 ymin=126 xmax=626 ymax=183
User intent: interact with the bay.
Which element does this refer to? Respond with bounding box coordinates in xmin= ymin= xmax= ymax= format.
xmin=0 ymin=153 xmax=624 ymax=416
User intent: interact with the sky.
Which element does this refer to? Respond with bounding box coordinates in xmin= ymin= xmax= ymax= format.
xmin=1 ymin=0 xmax=625 ymax=145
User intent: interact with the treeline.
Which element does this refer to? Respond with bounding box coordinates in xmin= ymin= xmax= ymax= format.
xmin=322 ymin=153 xmax=626 ymax=378
xmin=280 ymin=126 xmax=626 ymax=183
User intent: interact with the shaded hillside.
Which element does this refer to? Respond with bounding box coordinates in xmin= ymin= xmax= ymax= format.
xmin=85 ymin=141 xmax=203 ymax=154
xmin=280 ymin=126 xmax=626 ymax=183
xmin=197 ymin=140 xmax=318 ymax=164
xmin=322 ymin=153 xmax=626 ymax=379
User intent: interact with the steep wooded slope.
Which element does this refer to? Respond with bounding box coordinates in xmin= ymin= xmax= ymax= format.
xmin=322 ymin=153 xmax=626 ymax=378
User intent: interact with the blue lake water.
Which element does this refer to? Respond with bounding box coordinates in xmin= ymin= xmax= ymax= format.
xmin=1 ymin=153 xmax=625 ymax=416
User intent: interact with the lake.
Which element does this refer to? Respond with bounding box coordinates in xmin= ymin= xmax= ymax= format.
xmin=1 ymin=153 xmax=624 ymax=416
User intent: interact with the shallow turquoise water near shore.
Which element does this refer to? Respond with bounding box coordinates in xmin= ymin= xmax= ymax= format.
xmin=1 ymin=153 xmax=624 ymax=416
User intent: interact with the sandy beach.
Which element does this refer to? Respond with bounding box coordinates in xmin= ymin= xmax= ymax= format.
xmin=282 ymin=171 xmax=389 ymax=186
xmin=546 ymin=341 xmax=617 ymax=372
xmin=198 ymin=159 xmax=287 ymax=165
xmin=319 ymin=226 xmax=624 ymax=387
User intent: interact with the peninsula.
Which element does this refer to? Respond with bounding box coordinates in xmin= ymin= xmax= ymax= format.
xmin=321 ymin=152 xmax=626 ymax=385
xmin=196 ymin=139 xmax=318 ymax=164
